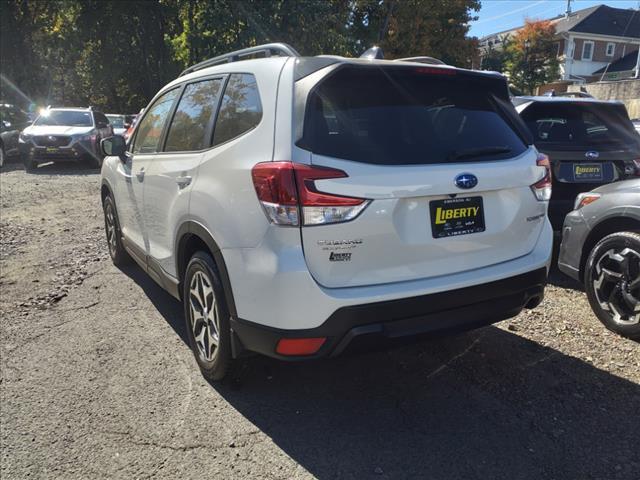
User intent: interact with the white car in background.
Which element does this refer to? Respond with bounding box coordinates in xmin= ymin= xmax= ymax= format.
xmin=106 ymin=114 xmax=127 ymax=136
xmin=100 ymin=43 xmax=553 ymax=380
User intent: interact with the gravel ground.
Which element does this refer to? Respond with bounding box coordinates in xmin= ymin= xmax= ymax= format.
xmin=1 ymin=162 xmax=639 ymax=479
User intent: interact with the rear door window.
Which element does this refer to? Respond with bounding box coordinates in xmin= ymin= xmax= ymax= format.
xmin=164 ymin=78 xmax=224 ymax=152
xmin=213 ymin=74 xmax=262 ymax=146
xmin=132 ymin=88 xmax=179 ymax=154
xmin=298 ymin=66 xmax=527 ymax=165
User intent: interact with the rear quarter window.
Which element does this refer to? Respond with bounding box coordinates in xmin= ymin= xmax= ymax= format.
xmin=298 ymin=66 xmax=527 ymax=165
xmin=213 ymin=74 xmax=262 ymax=146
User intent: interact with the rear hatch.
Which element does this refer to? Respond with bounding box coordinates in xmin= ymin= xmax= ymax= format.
xmin=519 ymin=101 xmax=640 ymax=201
xmin=294 ymin=64 xmax=547 ymax=289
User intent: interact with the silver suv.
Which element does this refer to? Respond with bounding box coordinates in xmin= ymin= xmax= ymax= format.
xmin=559 ymin=179 xmax=640 ymax=339
xmin=19 ymin=107 xmax=112 ymax=170
xmin=100 ymin=44 xmax=552 ymax=380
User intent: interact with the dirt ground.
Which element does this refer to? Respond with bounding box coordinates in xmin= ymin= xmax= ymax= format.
xmin=1 ymin=161 xmax=639 ymax=479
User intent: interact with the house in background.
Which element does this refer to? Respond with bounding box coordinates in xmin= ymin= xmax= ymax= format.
xmin=478 ymin=4 xmax=640 ymax=83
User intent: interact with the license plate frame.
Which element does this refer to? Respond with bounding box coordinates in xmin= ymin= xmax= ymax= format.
xmin=46 ymin=147 xmax=59 ymax=153
xmin=573 ymin=163 xmax=603 ymax=181
xmin=430 ymin=196 xmax=485 ymax=239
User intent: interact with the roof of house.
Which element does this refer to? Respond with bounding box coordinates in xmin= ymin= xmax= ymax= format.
xmin=480 ymin=4 xmax=640 ymax=41
xmin=593 ymin=50 xmax=640 ymax=74
xmin=560 ymin=5 xmax=640 ymax=38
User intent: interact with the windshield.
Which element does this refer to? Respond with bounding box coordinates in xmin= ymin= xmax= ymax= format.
xmin=298 ymin=66 xmax=528 ymax=165
xmin=520 ymin=102 xmax=640 ymax=149
xmin=34 ymin=110 xmax=93 ymax=127
xmin=106 ymin=115 xmax=125 ymax=128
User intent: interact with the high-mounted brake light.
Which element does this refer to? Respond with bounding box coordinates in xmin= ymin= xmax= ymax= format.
xmin=530 ymin=153 xmax=552 ymax=201
xmin=251 ymin=162 xmax=370 ymax=226
xmin=414 ymin=67 xmax=456 ymax=76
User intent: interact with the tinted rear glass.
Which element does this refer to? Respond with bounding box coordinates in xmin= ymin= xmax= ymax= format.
xmin=298 ymin=66 xmax=527 ymax=165
xmin=520 ymin=102 xmax=640 ymax=150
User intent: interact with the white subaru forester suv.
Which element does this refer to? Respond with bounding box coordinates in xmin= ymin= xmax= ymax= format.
xmin=100 ymin=44 xmax=553 ymax=380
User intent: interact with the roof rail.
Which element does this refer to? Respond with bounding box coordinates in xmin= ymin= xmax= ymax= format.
xmin=394 ymin=56 xmax=446 ymax=65
xmin=179 ymin=43 xmax=300 ymax=77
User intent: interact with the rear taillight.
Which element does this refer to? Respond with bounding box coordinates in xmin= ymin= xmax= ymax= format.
xmin=251 ymin=162 xmax=370 ymax=226
xmin=531 ymin=153 xmax=552 ymax=201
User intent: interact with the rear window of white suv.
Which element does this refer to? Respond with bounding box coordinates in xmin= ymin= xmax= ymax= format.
xmin=299 ymin=66 xmax=528 ymax=165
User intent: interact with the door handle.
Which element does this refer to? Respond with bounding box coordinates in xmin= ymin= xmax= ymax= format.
xmin=176 ymin=176 xmax=192 ymax=188
xmin=136 ymin=168 xmax=145 ymax=181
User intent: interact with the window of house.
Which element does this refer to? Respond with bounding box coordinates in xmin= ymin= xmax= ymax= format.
xmin=606 ymin=42 xmax=615 ymax=57
xmin=213 ymin=74 xmax=262 ymax=146
xmin=164 ymin=78 xmax=224 ymax=152
xmin=582 ymin=41 xmax=594 ymax=61
xmin=132 ymin=89 xmax=179 ymax=154
xmin=568 ymin=41 xmax=575 ymax=58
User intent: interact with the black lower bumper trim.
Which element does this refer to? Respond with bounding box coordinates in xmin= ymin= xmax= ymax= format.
xmin=230 ymin=267 xmax=547 ymax=360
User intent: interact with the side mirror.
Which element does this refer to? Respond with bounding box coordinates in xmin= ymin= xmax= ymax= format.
xmin=124 ymin=123 xmax=131 ymax=129
xmin=101 ymin=135 xmax=127 ymax=157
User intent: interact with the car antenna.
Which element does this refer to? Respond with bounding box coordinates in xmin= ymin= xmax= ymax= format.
xmin=360 ymin=46 xmax=384 ymax=60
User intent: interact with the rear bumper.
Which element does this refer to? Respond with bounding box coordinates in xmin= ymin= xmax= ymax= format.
xmin=231 ymin=267 xmax=547 ymax=360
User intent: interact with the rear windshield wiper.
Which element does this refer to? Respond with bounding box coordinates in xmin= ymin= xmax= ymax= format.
xmin=448 ymin=146 xmax=512 ymax=161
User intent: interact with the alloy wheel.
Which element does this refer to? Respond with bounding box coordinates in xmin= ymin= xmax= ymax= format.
xmin=592 ymin=247 xmax=640 ymax=325
xmin=105 ymin=203 xmax=117 ymax=256
xmin=189 ymin=270 xmax=220 ymax=362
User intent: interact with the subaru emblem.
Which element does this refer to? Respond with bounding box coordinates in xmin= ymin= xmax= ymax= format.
xmin=585 ymin=151 xmax=599 ymax=160
xmin=454 ymin=173 xmax=478 ymax=190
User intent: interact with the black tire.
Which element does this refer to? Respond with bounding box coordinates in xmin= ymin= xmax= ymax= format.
xmin=102 ymin=195 xmax=131 ymax=267
xmin=183 ymin=251 xmax=234 ymax=381
xmin=585 ymin=231 xmax=640 ymax=340
xmin=0 ymin=144 xmax=5 ymax=168
xmin=23 ymin=155 xmax=37 ymax=172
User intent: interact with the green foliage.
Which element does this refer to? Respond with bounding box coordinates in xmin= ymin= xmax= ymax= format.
xmin=0 ymin=0 xmax=480 ymax=112
xmin=504 ymin=20 xmax=559 ymax=95
xmin=481 ymin=39 xmax=511 ymax=73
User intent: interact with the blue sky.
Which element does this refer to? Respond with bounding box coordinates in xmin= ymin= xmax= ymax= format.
xmin=468 ymin=0 xmax=640 ymax=38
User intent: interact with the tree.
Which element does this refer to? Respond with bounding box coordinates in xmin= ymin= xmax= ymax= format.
xmin=350 ymin=0 xmax=480 ymax=66
xmin=505 ymin=19 xmax=559 ymax=94
xmin=480 ymin=36 xmax=511 ymax=72
xmin=0 ymin=0 xmax=483 ymax=112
